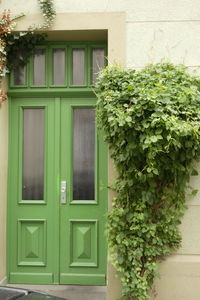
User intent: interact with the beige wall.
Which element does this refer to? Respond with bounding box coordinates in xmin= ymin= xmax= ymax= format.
xmin=1 ymin=0 xmax=200 ymax=72
xmin=1 ymin=0 xmax=200 ymax=299
xmin=153 ymin=165 xmax=200 ymax=300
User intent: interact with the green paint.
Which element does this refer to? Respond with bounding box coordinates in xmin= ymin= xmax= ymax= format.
xmin=8 ymin=41 xmax=107 ymax=285
xmin=60 ymin=99 xmax=107 ymax=285
xmin=8 ymin=98 xmax=59 ymax=284
xmin=9 ymin=41 xmax=107 ymax=89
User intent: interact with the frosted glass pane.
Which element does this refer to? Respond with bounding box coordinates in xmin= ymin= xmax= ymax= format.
xmin=72 ymin=48 xmax=85 ymax=85
xmin=22 ymin=109 xmax=44 ymax=200
xmin=13 ymin=53 xmax=25 ymax=85
xmin=73 ymin=109 xmax=95 ymax=200
xmin=53 ymin=48 xmax=65 ymax=85
xmin=92 ymin=48 xmax=105 ymax=83
xmin=33 ymin=49 xmax=45 ymax=85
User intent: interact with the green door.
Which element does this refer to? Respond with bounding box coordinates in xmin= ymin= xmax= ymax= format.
xmin=8 ymin=97 xmax=107 ymax=285
xmin=60 ymin=99 xmax=107 ymax=284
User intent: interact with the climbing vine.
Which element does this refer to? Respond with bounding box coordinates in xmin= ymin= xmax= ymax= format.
xmin=95 ymin=63 xmax=200 ymax=300
xmin=5 ymin=32 xmax=46 ymax=71
xmin=0 ymin=9 xmax=20 ymax=103
xmin=29 ymin=0 xmax=56 ymax=30
xmin=0 ymin=0 xmax=56 ymax=103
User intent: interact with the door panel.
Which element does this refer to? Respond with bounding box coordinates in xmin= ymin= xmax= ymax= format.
xmin=17 ymin=219 xmax=47 ymax=267
xmin=8 ymin=98 xmax=59 ymax=284
xmin=60 ymin=99 xmax=107 ymax=285
xmin=69 ymin=220 xmax=97 ymax=267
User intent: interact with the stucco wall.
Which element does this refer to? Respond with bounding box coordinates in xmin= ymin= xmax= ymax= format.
xmin=1 ymin=0 xmax=200 ymax=299
xmin=1 ymin=0 xmax=200 ymax=72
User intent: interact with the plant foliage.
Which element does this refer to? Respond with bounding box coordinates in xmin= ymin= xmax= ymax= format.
xmin=29 ymin=0 xmax=56 ymax=30
xmin=0 ymin=0 xmax=55 ymax=78
xmin=95 ymin=63 xmax=200 ymax=300
xmin=0 ymin=0 xmax=56 ymax=103
xmin=0 ymin=10 xmax=20 ymax=79
xmin=5 ymin=32 xmax=46 ymax=70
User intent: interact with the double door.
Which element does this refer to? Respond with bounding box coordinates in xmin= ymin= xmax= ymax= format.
xmin=8 ymin=97 xmax=107 ymax=285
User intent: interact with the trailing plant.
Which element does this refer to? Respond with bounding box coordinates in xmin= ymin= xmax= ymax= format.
xmin=0 ymin=10 xmax=23 ymax=103
xmin=95 ymin=63 xmax=200 ymax=300
xmin=4 ymin=32 xmax=46 ymax=71
xmin=0 ymin=0 xmax=56 ymax=103
xmin=29 ymin=0 xmax=56 ymax=30
xmin=0 ymin=10 xmax=19 ymax=78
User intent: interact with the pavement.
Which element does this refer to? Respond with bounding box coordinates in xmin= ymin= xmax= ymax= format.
xmin=6 ymin=284 xmax=107 ymax=300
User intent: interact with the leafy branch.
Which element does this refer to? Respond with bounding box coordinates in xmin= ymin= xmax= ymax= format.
xmin=95 ymin=63 xmax=200 ymax=300
xmin=0 ymin=0 xmax=56 ymax=103
xmin=29 ymin=0 xmax=56 ymax=30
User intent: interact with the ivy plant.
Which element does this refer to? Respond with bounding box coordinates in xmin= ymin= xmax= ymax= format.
xmin=4 ymin=0 xmax=56 ymax=70
xmin=0 ymin=0 xmax=56 ymax=80
xmin=29 ymin=0 xmax=56 ymax=30
xmin=95 ymin=63 xmax=200 ymax=300
xmin=5 ymin=32 xmax=46 ymax=71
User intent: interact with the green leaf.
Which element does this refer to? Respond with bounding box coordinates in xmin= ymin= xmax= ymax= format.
xmin=95 ymin=62 xmax=200 ymax=300
xmin=191 ymin=169 xmax=198 ymax=176
xmin=125 ymin=116 xmax=132 ymax=122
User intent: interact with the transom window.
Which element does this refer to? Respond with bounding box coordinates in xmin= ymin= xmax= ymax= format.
xmin=10 ymin=42 xmax=107 ymax=88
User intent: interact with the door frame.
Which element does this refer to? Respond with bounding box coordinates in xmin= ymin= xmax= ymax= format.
xmin=7 ymin=41 xmax=108 ymax=285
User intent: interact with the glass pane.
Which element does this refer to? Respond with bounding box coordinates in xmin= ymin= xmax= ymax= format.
xmin=72 ymin=48 xmax=85 ymax=85
xmin=22 ymin=109 xmax=44 ymax=200
xmin=92 ymin=48 xmax=105 ymax=83
xmin=73 ymin=108 xmax=95 ymax=200
xmin=33 ymin=49 xmax=45 ymax=85
xmin=13 ymin=53 xmax=26 ymax=85
xmin=53 ymin=48 xmax=65 ymax=85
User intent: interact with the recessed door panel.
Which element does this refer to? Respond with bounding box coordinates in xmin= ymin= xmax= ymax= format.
xmin=69 ymin=219 xmax=97 ymax=267
xmin=17 ymin=219 xmax=47 ymax=266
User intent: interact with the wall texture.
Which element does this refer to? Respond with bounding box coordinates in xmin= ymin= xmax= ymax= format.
xmin=1 ymin=0 xmax=200 ymax=71
xmin=1 ymin=0 xmax=200 ymax=299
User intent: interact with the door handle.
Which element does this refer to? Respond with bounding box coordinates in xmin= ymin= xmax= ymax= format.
xmin=61 ymin=181 xmax=67 ymax=204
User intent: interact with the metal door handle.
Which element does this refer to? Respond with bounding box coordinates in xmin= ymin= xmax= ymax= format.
xmin=61 ymin=181 xmax=67 ymax=204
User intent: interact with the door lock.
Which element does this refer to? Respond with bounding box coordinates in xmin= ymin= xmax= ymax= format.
xmin=61 ymin=181 xmax=67 ymax=204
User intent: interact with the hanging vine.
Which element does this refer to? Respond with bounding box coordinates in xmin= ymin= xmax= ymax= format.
xmin=0 ymin=10 xmax=20 ymax=103
xmin=0 ymin=0 xmax=56 ymax=104
xmin=95 ymin=63 xmax=200 ymax=300
xmin=29 ymin=0 xmax=56 ymax=30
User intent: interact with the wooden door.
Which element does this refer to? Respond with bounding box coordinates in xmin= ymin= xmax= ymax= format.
xmin=8 ymin=98 xmax=59 ymax=284
xmin=8 ymin=97 xmax=107 ymax=285
xmin=59 ymin=98 xmax=107 ymax=285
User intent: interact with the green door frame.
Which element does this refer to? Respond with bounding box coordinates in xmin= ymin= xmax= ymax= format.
xmin=7 ymin=41 xmax=108 ymax=285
